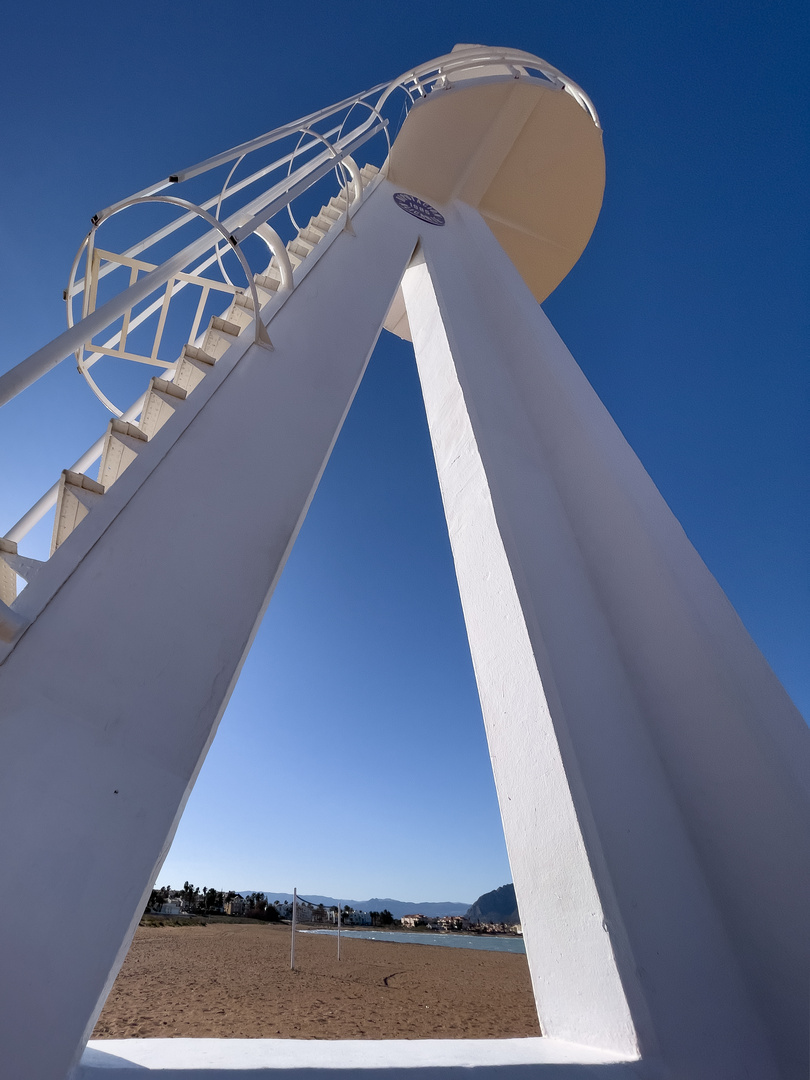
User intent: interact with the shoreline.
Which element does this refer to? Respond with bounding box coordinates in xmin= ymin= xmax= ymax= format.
xmin=297 ymin=928 xmax=525 ymax=955
xmin=300 ymin=926 xmax=524 ymax=939
xmin=142 ymin=914 xmax=522 ymax=939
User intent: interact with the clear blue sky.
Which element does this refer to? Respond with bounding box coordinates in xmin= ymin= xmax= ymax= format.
xmin=0 ymin=1 xmax=806 ymax=903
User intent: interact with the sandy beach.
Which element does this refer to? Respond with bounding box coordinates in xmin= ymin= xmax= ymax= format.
xmin=93 ymin=923 xmax=541 ymax=1040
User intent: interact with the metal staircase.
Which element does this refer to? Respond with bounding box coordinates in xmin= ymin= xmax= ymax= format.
xmin=0 ymin=45 xmax=592 ymax=644
xmin=0 ymin=164 xmax=381 ymax=600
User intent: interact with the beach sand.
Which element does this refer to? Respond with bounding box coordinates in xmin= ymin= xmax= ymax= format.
xmin=92 ymin=923 xmax=542 ymax=1040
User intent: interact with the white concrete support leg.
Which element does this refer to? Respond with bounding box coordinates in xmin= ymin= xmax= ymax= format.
xmin=401 ymin=203 xmax=810 ymax=1079
xmin=0 ymin=189 xmax=422 ymax=1080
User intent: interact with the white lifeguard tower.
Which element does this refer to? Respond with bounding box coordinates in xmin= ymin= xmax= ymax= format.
xmin=0 ymin=45 xmax=807 ymax=1080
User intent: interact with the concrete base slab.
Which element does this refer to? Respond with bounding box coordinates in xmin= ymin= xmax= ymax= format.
xmin=76 ymin=1038 xmax=641 ymax=1078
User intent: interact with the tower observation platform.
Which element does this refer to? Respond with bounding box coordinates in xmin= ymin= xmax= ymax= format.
xmin=387 ymin=48 xmax=604 ymax=318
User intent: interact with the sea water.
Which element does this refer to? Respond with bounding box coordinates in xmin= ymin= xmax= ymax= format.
xmin=297 ymin=928 xmax=525 ymax=954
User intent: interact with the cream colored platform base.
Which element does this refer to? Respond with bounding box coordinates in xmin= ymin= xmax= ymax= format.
xmin=76 ymin=1038 xmax=639 ymax=1078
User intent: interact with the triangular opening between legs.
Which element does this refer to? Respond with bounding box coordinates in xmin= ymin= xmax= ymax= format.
xmin=92 ymin=327 xmax=538 ymax=1041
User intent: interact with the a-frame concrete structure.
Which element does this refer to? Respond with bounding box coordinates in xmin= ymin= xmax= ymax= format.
xmin=0 ymin=46 xmax=807 ymax=1080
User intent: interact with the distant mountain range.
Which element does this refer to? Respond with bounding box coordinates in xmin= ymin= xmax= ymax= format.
xmin=240 ymin=892 xmax=470 ymax=920
xmin=464 ymin=883 xmax=519 ymax=925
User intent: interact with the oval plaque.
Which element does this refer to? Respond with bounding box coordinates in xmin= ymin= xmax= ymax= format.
xmin=393 ymin=192 xmax=445 ymax=226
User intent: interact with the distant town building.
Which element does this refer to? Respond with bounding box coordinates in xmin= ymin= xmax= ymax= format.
xmin=326 ymin=907 xmax=372 ymax=925
xmin=436 ymin=915 xmax=466 ymax=931
xmin=342 ymin=910 xmax=372 ymax=926
xmin=155 ymin=900 xmax=182 ymax=916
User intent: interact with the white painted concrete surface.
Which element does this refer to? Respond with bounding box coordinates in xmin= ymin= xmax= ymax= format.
xmin=1 ymin=172 xmax=807 ymax=1080
xmin=401 ymin=201 xmax=810 ymax=1079
xmin=76 ymin=1037 xmax=639 ymax=1077
xmin=401 ymin=256 xmax=636 ymax=1059
xmin=0 ymin=188 xmax=423 ymax=1080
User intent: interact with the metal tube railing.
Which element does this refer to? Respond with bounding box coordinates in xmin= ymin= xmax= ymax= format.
xmin=67 ymin=121 xmax=351 ymax=300
xmin=94 ymin=78 xmax=393 ymax=220
xmin=0 ymin=120 xmax=383 ymax=412
xmin=5 ymin=392 xmax=148 ymax=544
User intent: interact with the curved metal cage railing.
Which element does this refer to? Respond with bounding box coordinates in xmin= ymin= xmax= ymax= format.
xmin=63 ymin=101 xmax=394 ymax=416
xmin=0 ymin=45 xmax=598 ymax=550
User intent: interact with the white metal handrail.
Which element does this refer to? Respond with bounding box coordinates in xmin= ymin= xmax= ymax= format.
xmin=0 ymin=119 xmax=385 ymax=415
xmin=65 ymin=121 xmax=384 ymax=360
xmin=66 ymin=122 xmax=352 ymax=301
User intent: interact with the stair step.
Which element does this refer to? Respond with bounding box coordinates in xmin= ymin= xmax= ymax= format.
xmin=0 ymin=538 xmax=16 ymax=606
xmin=0 ymin=537 xmax=46 ymax=601
xmin=172 ymin=344 xmax=217 ymax=395
xmin=360 ymin=163 xmax=380 ymax=180
xmin=306 ymin=216 xmax=331 ymax=238
xmin=210 ymin=316 xmax=241 ymax=336
xmin=287 ymin=237 xmax=314 ymax=260
xmin=254 ymin=272 xmax=281 ymax=294
xmin=97 ymin=418 xmax=148 ymax=489
xmin=224 ymin=299 xmax=255 ymax=330
xmin=202 ymin=316 xmax=242 ymax=360
xmin=320 ymin=205 xmax=341 ymax=222
xmin=233 ymin=293 xmax=256 ymax=312
xmin=139 ymin=377 xmax=188 ymax=440
xmin=183 ymin=343 xmax=217 ymax=364
xmin=51 ymin=471 xmax=105 ymax=554
xmin=298 ymin=225 xmax=325 ymax=247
